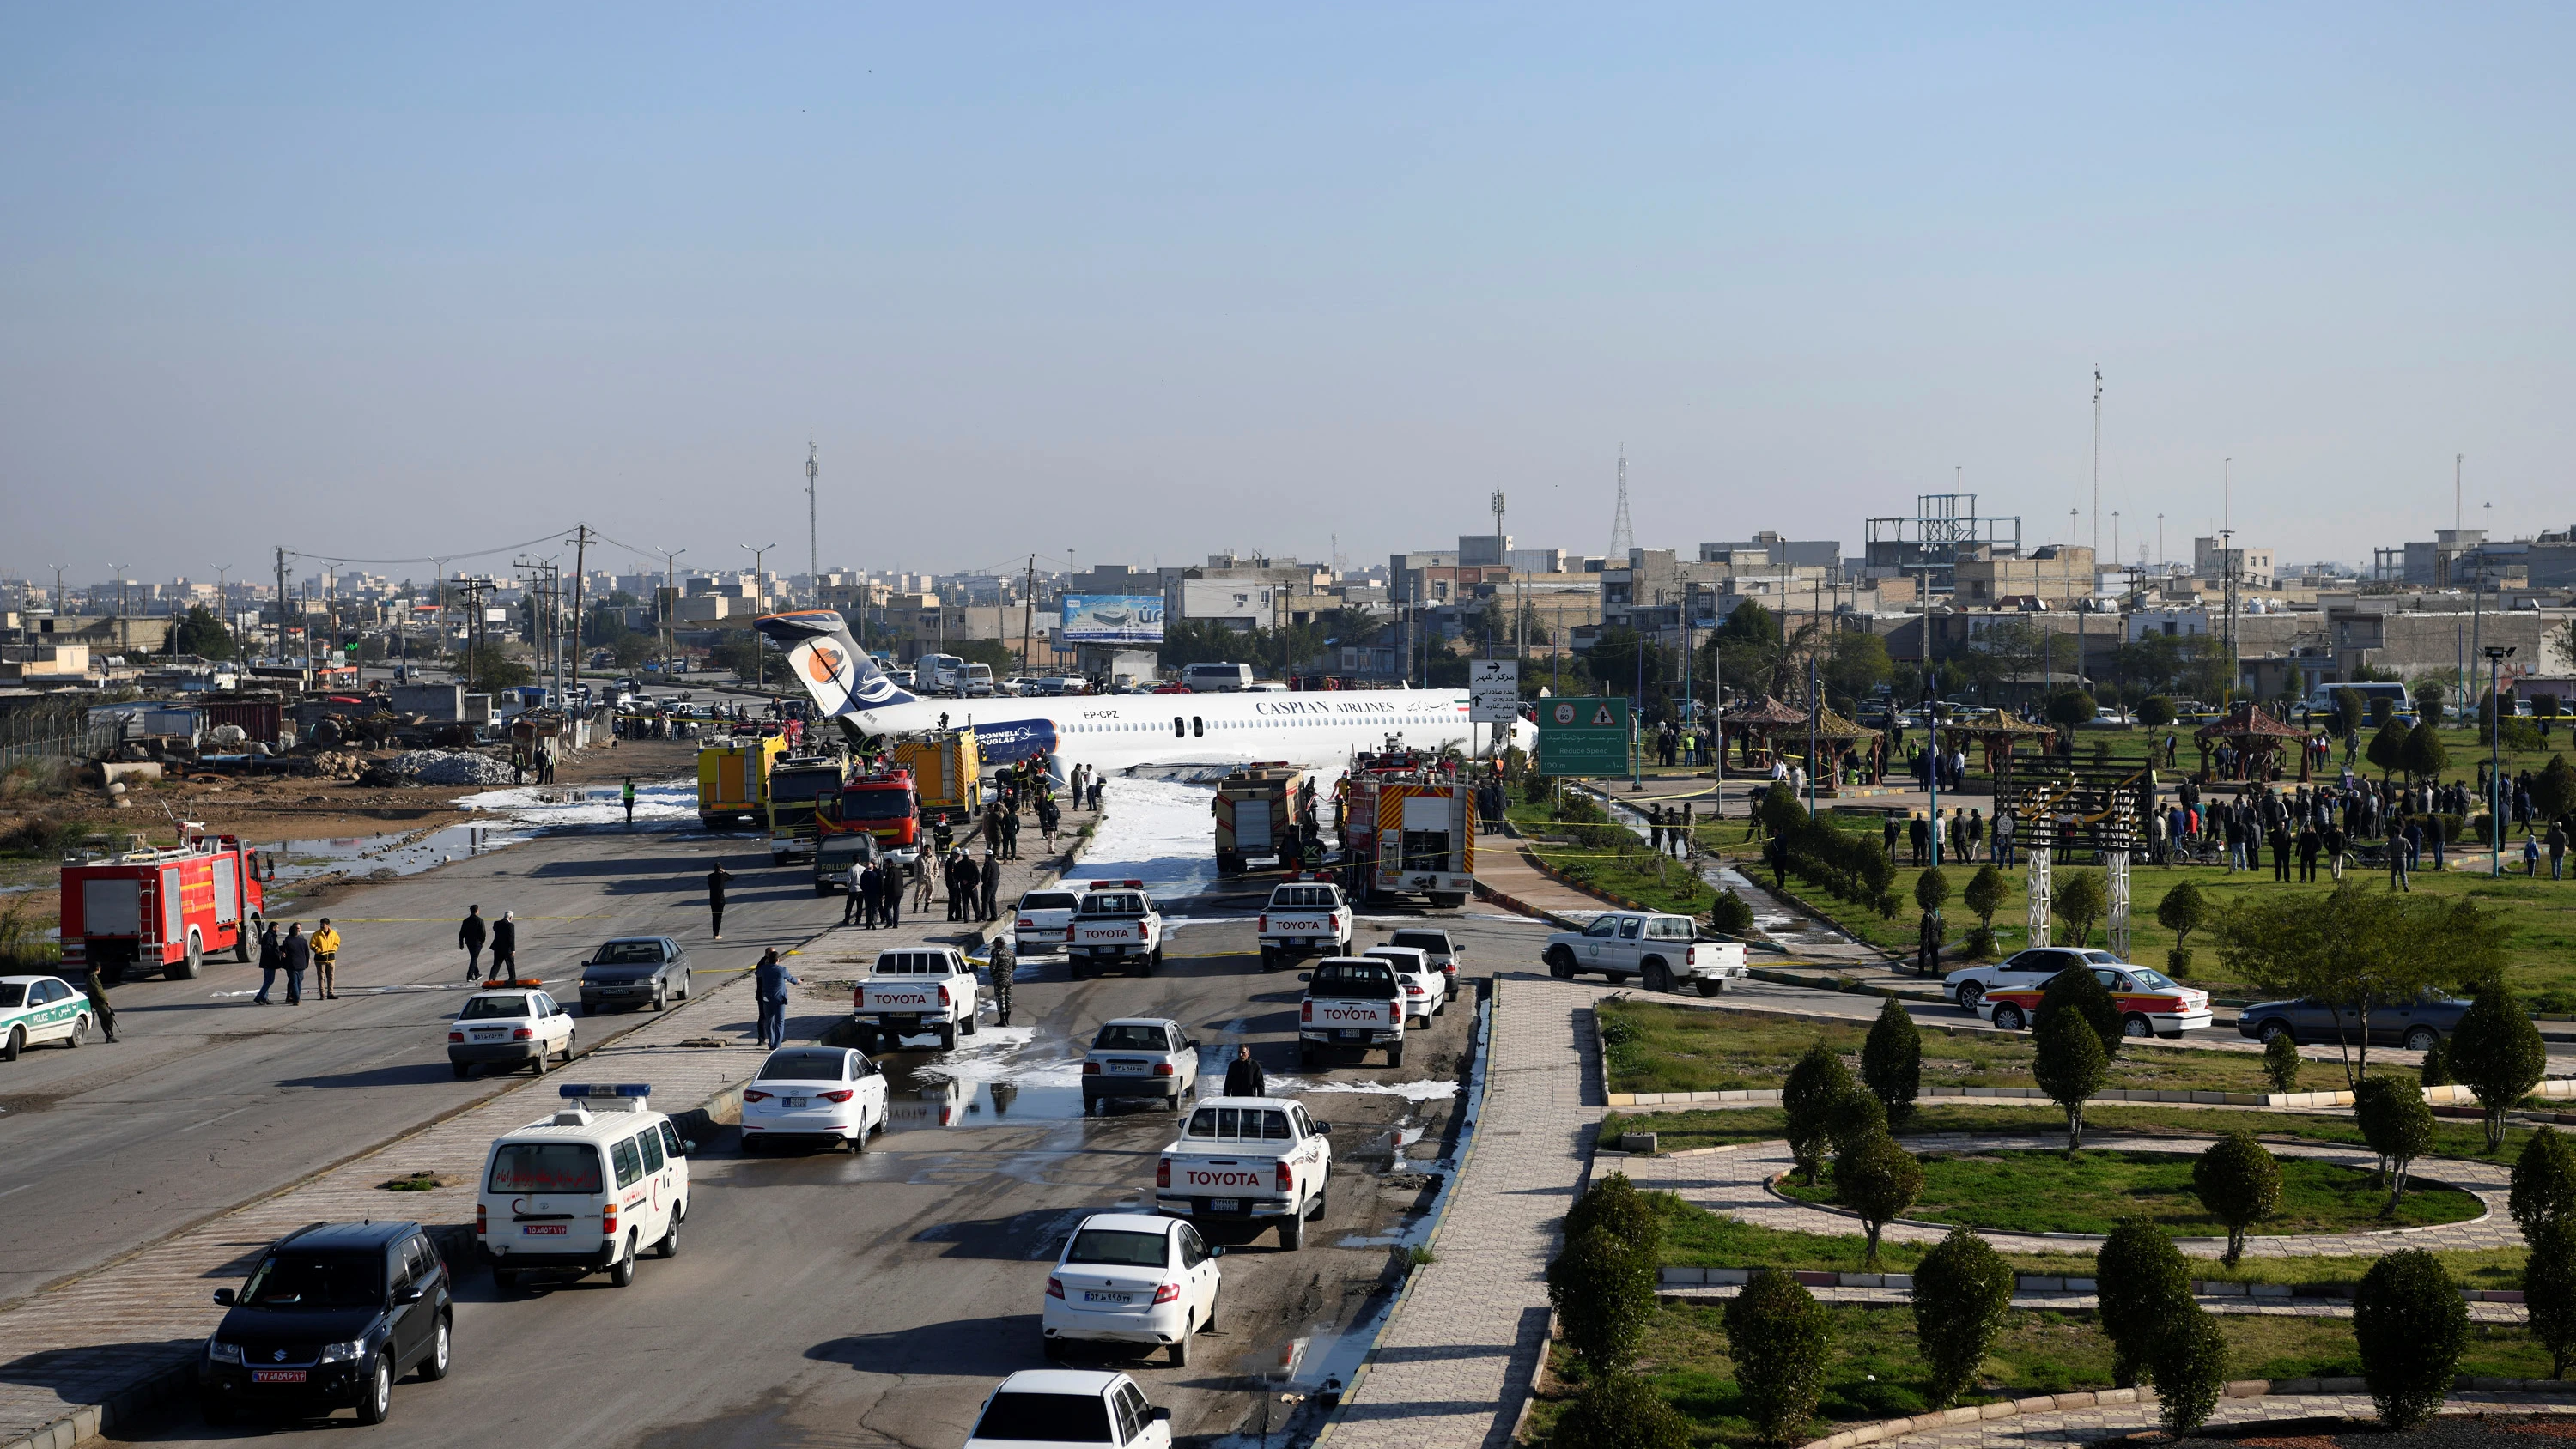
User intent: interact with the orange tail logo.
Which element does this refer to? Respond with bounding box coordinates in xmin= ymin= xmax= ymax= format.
xmin=805 ymin=643 xmax=844 ymax=684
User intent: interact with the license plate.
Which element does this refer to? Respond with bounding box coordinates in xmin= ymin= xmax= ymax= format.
xmin=472 ymin=1029 xmax=505 ymax=1040
xmin=1108 ymin=1062 xmax=1145 ymax=1075
xmin=1337 ymin=1028 xmax=1363 ymax=1041
xmin=1210 ymin=1197 xmax=1241 ymax=1214
xmin=1082 ymin=1290 xmax=1132 ymax=1304
xmin=1290 ymin=937 xmax=1310 ymax=947
xmin=523 ymin=1223 xmax=567 ymax=1236
xmin=786 ymin=1096 xmax=809 ymax=1108
xmin=252 ymin=1369 xmax=307 ymax=1384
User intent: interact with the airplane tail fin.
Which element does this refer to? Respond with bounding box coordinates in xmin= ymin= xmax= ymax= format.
xmin=754 ymin=610 xmax=916 ymax=720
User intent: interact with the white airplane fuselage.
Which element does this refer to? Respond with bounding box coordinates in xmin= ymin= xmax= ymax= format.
xmin=850 ymin=688 xmax=1532 ymax=775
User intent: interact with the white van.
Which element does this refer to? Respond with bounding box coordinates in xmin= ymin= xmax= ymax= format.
xmin=2303 ymin=681 xmax=2410 ymax=718
xmin=964 ymin=663 xmax=996 ymax=697
xmin=1182 ymin=662 xmax=1254 ymax=693
xmin=474 ymin=1084 xmax=691 ymax=1290
xmin=917 ymin=654 xmax=968 ymax=695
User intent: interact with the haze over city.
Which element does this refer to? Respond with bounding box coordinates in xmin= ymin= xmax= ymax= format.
xmin=7 ymin=3 xmax=2572 ymax=580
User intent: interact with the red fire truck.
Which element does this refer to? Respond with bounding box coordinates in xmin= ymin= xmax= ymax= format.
xmin=819 ymin=767 xmax=924 ymax=864
xmin=58 ymin=835 xmax=271 ymax=983
xmin=1334 ymin=748 xmax=1479 ymax=909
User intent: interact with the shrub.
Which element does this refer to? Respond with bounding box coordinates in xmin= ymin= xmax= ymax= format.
xmin=1860 ymin=996 xmax=1922 ymax=1122
xmin=2094 ymin=1217 xmax=2193 ymax=1388
xmin=1832 ymin=1130 xmax=1923 ymax=1269
xmin=2537 ymin=755 xmax=2576 ymax=823
xmin=2037 ymin=962 xmax=2123 ymax=1059
xmin=2149 ymin=1304 xmax=2231 ymax=1436
xmin=1545 ymin=1225 xmax=1656 ymax=1373
xmin=1911 ymin=1227 xmax=2013 ymax=1406
xmin=1824 ymin=1087 xmax=1888 ymax=1156
xmin=2530 ymin=1219 xmax=2576 ymax=1380
xmin=2367 ymin=718 xmax=2409 ymax=778
xmin=2262 ymin=1033 xmax=2301 ymax=1094
xmin=1782 ymin=1042 xmax=1855 ymax=1185
xmin=2032 ymin=1009 xmax=2108 ymax=1153
xmin=1724 ymin=1270 xmax=1832 ymax=1443
xmin=2403 ymin=721 xmax=2449 ymax=782
xmin=1551 ymin=1371 xmax=1692 ymax=1449
xmin=2419 ymin=1037 xmax=2455 ymax=1088
xmin=2452 ymin=978 xmax=2549 ymax=1152
xmin=1708 ymin=888 xmax=1756 ymax=938
xmin=1596 ymin=1009 xmax=1643 ymax=1081
xmin=2354 ymin=1075 xmax=2436 ymax=1213
xmin=2053 ymin=869 xmax=2107 ymax=949
xmin=2354 ymin=1249 xmax=2468 ymax=1428
xmin=2193 ymin=1131 xmax=2282 ymax=1266
xmin=1914 ymin=865 xmax=1951 ymax=914
xmin=2138 ymin=695 xmax=2177 ymax=729
xmin=1564 ymin=1171 xmax=1662 ymax=1256
xmin=2512 ymin=1126 xmax=2576 ymax=1236
xmin=2155 ymin=880 xmax=2209 ymax=961
xmin=2166 ymin=947 xmax=2193 ymax=977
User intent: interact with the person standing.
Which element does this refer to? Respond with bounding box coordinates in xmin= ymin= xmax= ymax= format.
xmin=77 ymin=961 xmax=120 ymax=1042
xmin=1224 ymin=1044 xmax=1265 ymax=1097
xmin=2389 ymin=828 xmax=2412 ymax=892
xmin=2268 ymin=825 xmax=2292 ymax=883
xmin=459 ymin=905 xmax=489 ymax=980
xmin=2323 ymin=820 xmax=2348 ymax=882
xmin=707 ymin=861 xmax=732 ymax=939
xmin=979 ymin=851 xmax=1002 ymax=922
xmin=987 ymin=935 xmax=1015 ymax=1028
xmin=2551 ymin=821 xmax=2569 ymax=882
xmin=1001 ymin=808 xmax=1021 ymax=862
xmin=489 ymin=911 xmax=518 ymax=979
xmin=879 ymin=861 xmax=902 ymax=930
xmin=753 ymin=948 xmax=799 ymax=1051
xmin=623 ymin=778 xmax=636 ymax=830
xmin=1882 ymin=814 xmax=1900 ymax=860
xmin=1089 ymin=775 xmax=1103 ymax=812
xmin=1994 ymin=809 xmax=2015 ymax=866
xmin=252 ymin=920 xmax=283 ymax=1004
xmin=2297 ymin=823 xmax=2320 ymax=883
xmin=910 ymin=854 xmax=933 ymax=914
xmin=281 ymin=923 xmax=313 ymax=1004
xmin=311 ymin=918 xmax=343 ymax=999
xmin=844 ymin=859 xmax=868 ymax=927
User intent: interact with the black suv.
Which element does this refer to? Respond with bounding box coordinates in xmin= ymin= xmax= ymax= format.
xmin=200 ymin=1220 xmax=453 ymax=1426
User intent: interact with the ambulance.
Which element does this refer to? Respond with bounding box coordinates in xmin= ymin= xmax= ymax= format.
xmin=474 ymin=1084 xmax=692 ymax=1289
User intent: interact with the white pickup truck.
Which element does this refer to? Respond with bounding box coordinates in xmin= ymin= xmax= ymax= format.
xmin=1153 ymin=1096 xmax=1334 ymax=1250
xmin=1067 ymin=882 xmax=1166 ymax=980
xmin=1258 ymin=880 xmax=1352 ymax=973
xmin=1540 ymin=911 xmax=1747 ymax=996
xmin=1296 ymin=957 xmax=1406 ymax=1070
xmin=850 ymin=947 xmax=981 ymax=1051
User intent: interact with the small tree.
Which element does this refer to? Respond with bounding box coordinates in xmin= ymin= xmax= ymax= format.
xmin=2369 ymin=695 xmax=2397 ymax=730
xmin=2137 ymin=695 xmax=2177 ymax=730
xmin=1546 ymin=1225 xmax=1657 ymax=1373
xmin=2527 ymin=1218 xmax=2576 ymax=1380
xmin=1552 ymin=1372 xmax=1693 ymax=1449
xmin=2418 ymin=1037 xmax=2455 ymax=1088
xmin=2053 ymin=869 xmax=2108 ymax=949
xmin=2366 ymin=718 xmax=2409 ymax=779
xmin=1911 ymin=1227 xmax=2014 ymax=1407
xmin=2403 ymin=720 xmax=2450 ymax=784
xmin=2414 ymin=680 xmax=2448 ymax=728
xmin=2354 ymin=1249 xmax=2469 ymax=1429
xmin=2511 ymin=1126 xmax=2576 ymax=1236
xmin=2452 ymin=978 xmax=2549 ymax=1153
xmin=1824 ymin=1086 xmax=1888 ymax=1157
xmin=1724 ymin=1270 xmax=1832 ymax=1445
xmin=1861 ymin=996 xmax=1923 ymax=1123
xmin=2094 ymin=1217 xmax=2193 ymax=1388
xmin=2354 ymin=1075 xmax=2436 ymax=1214
xmin=2536 ymin=755 xmax=2576 ymax=825
xmin=1782 ymin=1042 xmax=1855 ymax=1185
xmin=2332 ymin=687 xmax=2366 ymax=744
xmin=1708 ymin=887 xmax=1756 ymax=938
xmin=1962 ymin=864 xmax=2008 ymax=958
xmin=2037 ymin=962 xmax=2124 ymax=1059
xmin=1833 ymin=1130 xmax=1923 ymax=1269
xmin=1914 ymin=864 xmax=1951 ymax=914
xmin=2262 ymin=1032 xmax=2301 ymax=1094
xmin=2155 ymin=879 xmax=2210 ymax=977
xmin=2149 ymin=1304 xmax=2231 ymax=1437
xmin=1564 ymin=1171 xmax=1662 ymax=1255
xmin=2044 ymin=688 xmax=2098 ymax=732
xmin=2032 ymin=1009 xmax=2109 ymax=1153
xmin=2193 ymin=1131 xmax=2282 ymax=1266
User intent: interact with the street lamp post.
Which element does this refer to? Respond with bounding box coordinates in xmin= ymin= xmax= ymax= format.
xmin=2488 ymin=645 xmax=2515 ymax=876
xmin=742 ymin=542 xmax=779 ymax=688
xmin=658 ymin=548 xmax=687 ymax=675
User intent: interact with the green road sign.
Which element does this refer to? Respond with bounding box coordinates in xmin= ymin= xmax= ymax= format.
xmin=1535 ymin=695 xmax=1631 ymax=776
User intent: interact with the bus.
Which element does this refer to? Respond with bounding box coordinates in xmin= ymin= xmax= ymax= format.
xmin=2303 ymin=681 xmax=2411 ymax=717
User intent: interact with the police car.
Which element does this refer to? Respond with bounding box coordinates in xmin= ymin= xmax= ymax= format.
xmin=446 ymin=981 xmax=578 ymax=1078
xmin=1 ymin=975 xmax=93 ymax=1060
xmin=475 ymin=1084 xmax=691 ymax=1289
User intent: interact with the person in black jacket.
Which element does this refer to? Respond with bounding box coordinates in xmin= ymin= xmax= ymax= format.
xmin=253 ymin=921 xmax=284 ymax=1004
xmin=979 ymin=852 xmax=1002 ymax=922
xmin=1224 ymin=1046 xmax=1265 ymax=1098
xmin=707 ymin=862 xmax=732 ymax=939
xmin=489 ymin=911 xmax=518 ymax=979
xmin=458 ymin=905 xmax=488 ymax=980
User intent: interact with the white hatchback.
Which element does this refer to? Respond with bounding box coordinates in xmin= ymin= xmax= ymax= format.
xmin=1363 ymin=946 xmax=1446 ymax=1027
xmin=965 ymin=1371 xmax=1170 ymax=1449
xmin=1042 ymin=1215 xmax=1223 ymax=1367
xmin=740 ymin=1046 xmax=890 ymax=1153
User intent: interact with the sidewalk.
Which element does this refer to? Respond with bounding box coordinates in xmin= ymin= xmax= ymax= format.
xmin=0 ymin=822 xmax=1090 ymax=1449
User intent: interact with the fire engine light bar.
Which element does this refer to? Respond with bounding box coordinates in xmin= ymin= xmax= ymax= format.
xmin=558 ymin=1083 xmax=653 ymax=1099
xmin=1088 ymin=880 xmax=1145 ymax=888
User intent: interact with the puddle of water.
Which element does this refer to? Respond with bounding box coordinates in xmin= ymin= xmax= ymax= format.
xmin=881 ymin=1076 xmax=1092 ymax=1131
xmin=269 ymin=823 xmax=534 ymax=884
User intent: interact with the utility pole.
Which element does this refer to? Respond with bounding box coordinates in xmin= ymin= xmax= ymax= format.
xmin=2456 ymin=453 xmax=2464 ymax=535
xmin=659 ymin=548 xmax=686 ymax=675
xmin=741 ymin=542 xmax=779 ymax=688
xmin=568 ymin=525 xmax=592 ymax=682
xmin=2091 ymin=367 xmax=2103 ymax=565
xmin=2221 ymin=460 xmax=2239 ymax=708
xmin=806 ymin=440 xmax=820 ymax=608
xmin=1020 ymin=555 xmax=1036 ymax=678
xmin=275 ymin=547 xmax=289 ymax=664
xmin=2488 ymin=645 xmax=2515 ymax=876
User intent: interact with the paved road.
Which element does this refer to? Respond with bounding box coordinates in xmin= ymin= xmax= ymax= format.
xmin=0 ymin=824 xmax=837 ymax=1307
xmin=102 ymin=896 xmax=1552 ymax=1448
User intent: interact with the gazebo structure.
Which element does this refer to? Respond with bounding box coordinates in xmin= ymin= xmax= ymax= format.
xmin=2194 ymin=703 xmax=2314 ymax=783
xmin=1808 ymin=706 xmax=1886 ymax=791
xmin=1939 ymin=710 xmax=2062 ymax=779
xmin=1719 ymin=696 xmax=1812 ymax=771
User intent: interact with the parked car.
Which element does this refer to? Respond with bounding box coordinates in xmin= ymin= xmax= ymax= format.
xmin=577 ymin=937 xmax=692 ymax=1014
xmin=2234 ymin=991 xmax=2470 ymax=1052
xmin=1978 ymin=964 xmax=2214 ymax=1039
xmin=1042 ymin=1215 xmax=1223 ymax=1367
xmin=199 ymin=1220 xmax=452 ymax=1427
xmin=1942 ymin=947 xmax=2128 ymax=1012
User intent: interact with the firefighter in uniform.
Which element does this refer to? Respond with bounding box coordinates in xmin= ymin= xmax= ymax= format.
xmin=987 ymin=935 xmax=1015 ymax=1028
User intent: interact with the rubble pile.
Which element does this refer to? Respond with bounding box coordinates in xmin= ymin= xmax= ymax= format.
xmin=388 ymin=750 xmax=519 ymax=786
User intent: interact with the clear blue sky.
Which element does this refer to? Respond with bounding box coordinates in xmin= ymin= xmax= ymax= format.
xmin=3 ymin=3 xmax=2570 ymax=585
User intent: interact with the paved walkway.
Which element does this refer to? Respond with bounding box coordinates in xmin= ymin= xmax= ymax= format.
xmin=1322 ymin=975 xmax=1602 ymax=1449
xmin=1842 ymin=1391 xmax=2576 ymax=1449
xmin=0 ymin=832 xmax=1086 ymax=1449
xmin=1625 ymin=1131 xmax=2520 ymax=1258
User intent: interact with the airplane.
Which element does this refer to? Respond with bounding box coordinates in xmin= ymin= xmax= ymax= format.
xmin=753 ymin=609 xmax=1535 ymax=776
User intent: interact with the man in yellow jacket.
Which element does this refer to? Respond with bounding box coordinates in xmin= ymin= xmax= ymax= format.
xmin=311 ymin=919 xmax=343 ymax=1000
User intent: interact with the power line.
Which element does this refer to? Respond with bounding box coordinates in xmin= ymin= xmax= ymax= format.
xmin=281 ymin=527 xmax=582 ymax=568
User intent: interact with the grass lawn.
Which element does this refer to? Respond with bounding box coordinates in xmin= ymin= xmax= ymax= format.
xmin=1595 ymin=1000 xmax=2375 ymax=1099
xmin=1602 ymin=1101 xmax=2537 ymax=1163
xmin=1526 ymin=1302 xmax=2550 ymax=1446
xmin=1692 ymin=810 xmax=2576 ymax=1001
xmin=1510 ymin=797 xmax=1717 ymax=917
xmin=1774 ymin=1148 xmax=2482 ymax=1235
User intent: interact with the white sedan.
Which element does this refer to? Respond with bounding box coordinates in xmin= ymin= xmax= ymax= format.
xmin=1042 ymin=1214 xmax=1224 ymax=1367
xmin=740 ymin=1046 xmax=890 ymax=1153
xmin=1941 ymin=947 xmax=2129 ymax=1011
xmin=967 ymin=1371 xmax=1170 ymax=1449
xmin=1082 ymin=1018 xmax=1202 ymax=1113
xmin=1364 ymin=946 xmax=1446 ymax=1027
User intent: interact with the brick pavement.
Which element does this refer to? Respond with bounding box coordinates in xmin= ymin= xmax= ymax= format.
xmin=1827 ymin=1391 xmax=2576 ymax=1449
xmin=1321 ymin=975 xmax=1602 ymax=1449
xmin=0 ymin=830 xmax=1085 ymax=1449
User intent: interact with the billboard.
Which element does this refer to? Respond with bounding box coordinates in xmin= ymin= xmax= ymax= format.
xmin=1060 ymin=594 xmax=1164 ymax=645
